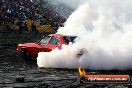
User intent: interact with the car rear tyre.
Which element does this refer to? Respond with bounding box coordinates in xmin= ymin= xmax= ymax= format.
xmin=21 ymin=49 xmax=31 ymax=61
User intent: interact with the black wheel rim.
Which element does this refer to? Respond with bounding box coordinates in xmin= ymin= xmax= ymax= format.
xmin=22 ymin=50 xmax=30 ymax=61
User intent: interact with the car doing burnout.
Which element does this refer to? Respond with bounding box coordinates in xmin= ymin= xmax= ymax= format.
xmin=17 ymin=34 xmax=78 ymax=60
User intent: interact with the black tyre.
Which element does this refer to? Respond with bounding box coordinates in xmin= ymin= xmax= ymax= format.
xmin=21 ymin=49 xmax=31 ymax=61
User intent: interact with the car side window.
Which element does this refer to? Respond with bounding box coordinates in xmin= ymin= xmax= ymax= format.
xmin=49 ymin=37 xmax=59 ymax=45
xmin=39 ymin=36 xmax=50 ymax=44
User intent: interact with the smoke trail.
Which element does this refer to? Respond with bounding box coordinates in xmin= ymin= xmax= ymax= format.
xmin=49 ymin=0 xmax=87 ymax=9
xmin=48 ymin=0 xmax=86 ymax=18
xmin=37 ymin=0 xmax=132 ymax=70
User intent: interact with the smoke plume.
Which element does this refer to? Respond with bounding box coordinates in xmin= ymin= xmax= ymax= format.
xmin=37 ymin=0 xmax=132 ymax=70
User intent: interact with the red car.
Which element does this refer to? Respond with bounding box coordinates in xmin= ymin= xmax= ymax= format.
xmin=17 ymin=34 xmax=77 ymax=60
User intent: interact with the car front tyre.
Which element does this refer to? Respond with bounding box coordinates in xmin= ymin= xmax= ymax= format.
xmin=21 ymin=49 xmax=31 ymax=61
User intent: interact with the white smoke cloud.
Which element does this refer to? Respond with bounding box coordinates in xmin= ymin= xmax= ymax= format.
xmin=37 ymin=0 xmax=132 ymax=70
xmin=49 ymin=0 xmax=87 ymax=9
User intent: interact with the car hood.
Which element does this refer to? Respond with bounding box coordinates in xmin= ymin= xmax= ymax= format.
xmin=18 ymin=43 xmax=40 ymax=47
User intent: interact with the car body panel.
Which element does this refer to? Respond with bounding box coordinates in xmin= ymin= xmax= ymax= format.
xmin=17 ymin=34 xmax=77 ymax=59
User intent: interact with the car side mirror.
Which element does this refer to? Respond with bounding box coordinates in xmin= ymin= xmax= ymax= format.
xmin=55 ymin=42 xmax=58 ymax=45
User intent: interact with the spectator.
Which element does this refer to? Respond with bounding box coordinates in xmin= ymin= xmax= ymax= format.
xmin=19 ymin=21 xmax=28 ymax=33
xmin=0 ymin=0 xmax=66 ymax=33
xmin=31 ymin=23 xmax=37 ymax=33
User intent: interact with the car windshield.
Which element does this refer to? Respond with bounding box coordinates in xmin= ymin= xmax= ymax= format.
xmin=38 ymin=36 xmax=51 ymax=44
xmin=63 ymin=36 xmax=76 ymax=44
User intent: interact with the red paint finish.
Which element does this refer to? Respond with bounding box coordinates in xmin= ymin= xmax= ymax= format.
xmin=17 ymin=34 xmax=77 ymax=59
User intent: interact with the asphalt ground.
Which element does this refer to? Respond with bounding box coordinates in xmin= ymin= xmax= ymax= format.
xmin=0 ymin=45 xmax=132 ymax=88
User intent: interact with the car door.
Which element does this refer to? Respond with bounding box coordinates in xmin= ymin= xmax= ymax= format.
xmin=46 ymin=36 xmax=60 ymax=50
xmin=37 ymin=36 xmax=51 ymax=52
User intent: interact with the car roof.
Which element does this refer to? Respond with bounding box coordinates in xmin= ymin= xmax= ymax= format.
xmin=49 ymin=34 xmax=63 ymax=37
xmin=49 ymin=34 xmax=77 ymax=37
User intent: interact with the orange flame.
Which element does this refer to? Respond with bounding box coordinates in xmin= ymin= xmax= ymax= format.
xmin=78 ymin=67 xmax=86 ymax=76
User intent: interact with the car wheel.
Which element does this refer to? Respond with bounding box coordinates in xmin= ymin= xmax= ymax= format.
xmin=21 ymin=49 xmax=31 ymax=61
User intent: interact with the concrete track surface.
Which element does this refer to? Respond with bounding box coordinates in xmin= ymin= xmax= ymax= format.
xmin=0 ymin=45 xmax=132 ymax=88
